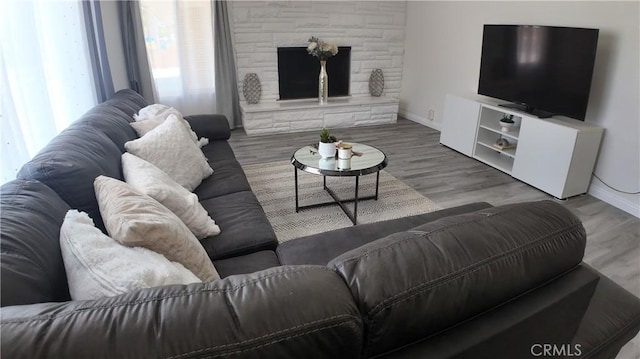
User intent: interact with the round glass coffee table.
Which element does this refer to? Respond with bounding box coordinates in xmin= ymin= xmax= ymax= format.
xmin=290 ymin=143 xmax=388 ymax=225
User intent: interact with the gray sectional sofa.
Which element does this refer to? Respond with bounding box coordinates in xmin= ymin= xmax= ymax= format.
xmin=2 ymin=89 xmax=639 ymax=358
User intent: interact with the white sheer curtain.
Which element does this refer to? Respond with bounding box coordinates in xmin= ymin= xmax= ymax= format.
xmin=1 ymin=1 xmax=97 ymax=183
xmin=139 ymin=0 xmax=216 ymax=116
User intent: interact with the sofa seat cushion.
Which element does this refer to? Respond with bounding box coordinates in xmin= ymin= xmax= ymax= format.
xmin=277 ymin=202 xmax=493 ymax=266
xmin=213 ymin=250 xmax=281 ymax=278
xmin=1 ymin=180 xmax=72 ymax=306
xmin=328 ymin=200 xmax=588 ymax=357
xmin=60 ymin=210 xmax=201 ymax=300
xmin=195 ymin=159 xmax=251 ymax=200
xmin=201 ymin=140 xmax=237 ymax=163
xmin=200 ymin=191 xmax=277 ymax=260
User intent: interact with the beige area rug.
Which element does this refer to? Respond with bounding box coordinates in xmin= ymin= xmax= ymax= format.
xmin=242 ymin=160 xmax=441 ymax=243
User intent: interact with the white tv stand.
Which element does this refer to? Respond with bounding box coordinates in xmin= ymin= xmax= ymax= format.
xmin=440 ymin=94 xmax=604 ymax=199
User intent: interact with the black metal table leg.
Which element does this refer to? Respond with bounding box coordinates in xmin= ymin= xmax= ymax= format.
xmin=296 ymin=171 xmax=381 ymax=226
xmin=375 ymin=171 xmax=380 ymax=200
xmin=294 ymin=167 xmax=299 ymax=212
xmin=353 ymin=176 xmax=359 ymax=224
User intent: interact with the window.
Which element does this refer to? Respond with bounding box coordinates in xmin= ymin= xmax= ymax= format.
xmin=140 ymin=1 xmax=216 ymax=115
xmin=1 ymin=1 xmax=97 ymax=183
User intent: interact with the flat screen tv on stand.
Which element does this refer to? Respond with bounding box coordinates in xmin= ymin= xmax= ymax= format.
xmin=477 ymin=25 xmax=599 ymax=121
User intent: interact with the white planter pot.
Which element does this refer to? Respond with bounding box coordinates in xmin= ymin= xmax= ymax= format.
xmin=499 ymin=121 xmax=515 ymax=132
xmin=318 ymin=142 xmax=336 ymax=159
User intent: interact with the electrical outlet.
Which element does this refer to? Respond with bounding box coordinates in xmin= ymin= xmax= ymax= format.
xmin=428 ymin=109 xmax=435 ymax=121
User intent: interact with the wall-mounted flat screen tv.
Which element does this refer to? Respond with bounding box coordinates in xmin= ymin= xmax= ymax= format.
xmin=478 ymin=25 xmax=599 ymax=121
xmin=277 ymin=46 xmax=351 ymax=100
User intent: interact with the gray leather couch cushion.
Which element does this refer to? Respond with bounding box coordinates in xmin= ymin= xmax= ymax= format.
xmin=329 ymin=200 xmax=587 ymax=357
xmin=102 ymin=89 xmax=148 ymax=117
xmin=277 ymin=202 xmax=493 ymax=266
xmin=1 ymin=180 xmax=71 ymax=306
xmin=74 ymin=107 xmax=138 ymax=151
xmin=185 ymin=114 xmax=231 ymax=140
xmin=382 ymin=265 xmax=600 ymax=358
xmin=200 ymin=191 xmax=278 ymax=260
xmin=17 ymin=126 xmax=123 ymax=231
xmin=570 ymin=265 xmax=640 ymax=359
xmin=195 ymin=159 xmax=251 ymax=200
xmin=213 ymin=250 xmax=281 ymax=278
xmin=1 ymin=266 xmax=363 ymax=358
xmin=201 ymin=140 xmax=237 ymax=163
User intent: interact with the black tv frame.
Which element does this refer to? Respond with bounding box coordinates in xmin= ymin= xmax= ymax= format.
xmin=477 ymin=25 xmax=599 ymax=121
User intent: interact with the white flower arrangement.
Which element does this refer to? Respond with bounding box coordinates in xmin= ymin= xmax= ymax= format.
xmin=307 ymin=36 xmax=338 ymax=61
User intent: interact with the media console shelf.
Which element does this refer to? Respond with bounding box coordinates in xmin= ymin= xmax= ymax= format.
xmin=440 ymin=94 xmax=604 ymax=199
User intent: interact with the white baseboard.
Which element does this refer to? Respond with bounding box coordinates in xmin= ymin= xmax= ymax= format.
xmin=588 ymin=181 xmax=640 ymax=218
xmin=399 ymin=110 xmax=441 ymax=131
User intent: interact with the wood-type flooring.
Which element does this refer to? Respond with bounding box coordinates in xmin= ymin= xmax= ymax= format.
xmin=228 ymin=118 xmax=639 ymax=358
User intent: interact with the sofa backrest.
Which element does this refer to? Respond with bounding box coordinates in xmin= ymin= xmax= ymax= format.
xmin=328 ymin=200 xmax=587 ymax=357
xmin=1 ymin=266 xmax=364 ymax=358
xmin=16 ymin=90 xmax=146 ymax=231
xmin=1 ymin=179 xmax=72 ymax=306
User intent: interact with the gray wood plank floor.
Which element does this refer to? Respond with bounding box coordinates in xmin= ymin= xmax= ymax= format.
xmin=228 ymin=118 xmax=639 ymax=358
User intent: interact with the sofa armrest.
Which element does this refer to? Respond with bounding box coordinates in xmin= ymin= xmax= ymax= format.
xmin=184 ymin=114 xmax=231 ymax=140
xmin=1 ymin=266 xmax=363 ymax=358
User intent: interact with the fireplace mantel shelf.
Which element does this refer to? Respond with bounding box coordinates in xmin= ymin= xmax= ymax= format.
xmin=241 ymin=96 xmax=398 ymax=113
xmin=239 ymin=95 xmax=399 ymax=136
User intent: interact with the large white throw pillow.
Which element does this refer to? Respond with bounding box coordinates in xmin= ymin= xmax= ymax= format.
xmin=132 ymin=104 xmax=208 ymax=148
xmin=122 ymin=152 xmax=221 ymax=239
xmin=125 ymin=114 xmax=213 ymax=191
xmin=94 ymin=175 xmax=219 ymax=282
xmin=60 ymin=210 xmax=201 ymax=301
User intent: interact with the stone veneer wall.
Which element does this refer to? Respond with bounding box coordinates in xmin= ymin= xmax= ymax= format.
xmin=230 ymin=1 xmax=407 ymax=134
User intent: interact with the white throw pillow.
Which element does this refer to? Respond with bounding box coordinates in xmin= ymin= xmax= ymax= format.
xmin=133 ymin=103 xmax=173 ymax=121
xmin=94 ymin=175 xmax=219 ymax=282
xmin=122 ymin=152 xmax=221 ymax=239
xmin=132 ymin=104 xmax=208 ymax=148
xmin=125 ymin=114 xmax=213 ymax=191
xmin=60 ymin=210 xmax=201 ymax=301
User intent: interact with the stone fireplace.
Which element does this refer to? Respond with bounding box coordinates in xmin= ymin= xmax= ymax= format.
xmin=230 ymin=1 xmax=406 ymax=136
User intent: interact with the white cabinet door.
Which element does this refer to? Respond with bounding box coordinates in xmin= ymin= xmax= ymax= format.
xmin=440 ymin=95 xmax=480 ymax=157
xmin=512 ymin=118 xmax=577 ymax=198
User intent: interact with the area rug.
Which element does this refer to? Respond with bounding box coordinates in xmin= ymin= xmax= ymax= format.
xmin=242 ymin=160 xmax=441 ymax=243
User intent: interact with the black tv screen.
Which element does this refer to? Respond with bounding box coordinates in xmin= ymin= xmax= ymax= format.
xmin=478 ymin=25 xmax=599 ymax=120
xmin=278 ymin=47 xmax=351 ymax=100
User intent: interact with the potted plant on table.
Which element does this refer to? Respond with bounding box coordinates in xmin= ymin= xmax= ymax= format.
xmin=499 ymin=114 xmax=515 ymax=132
xmin=318 ymin=128 xmax=337 ymax=159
